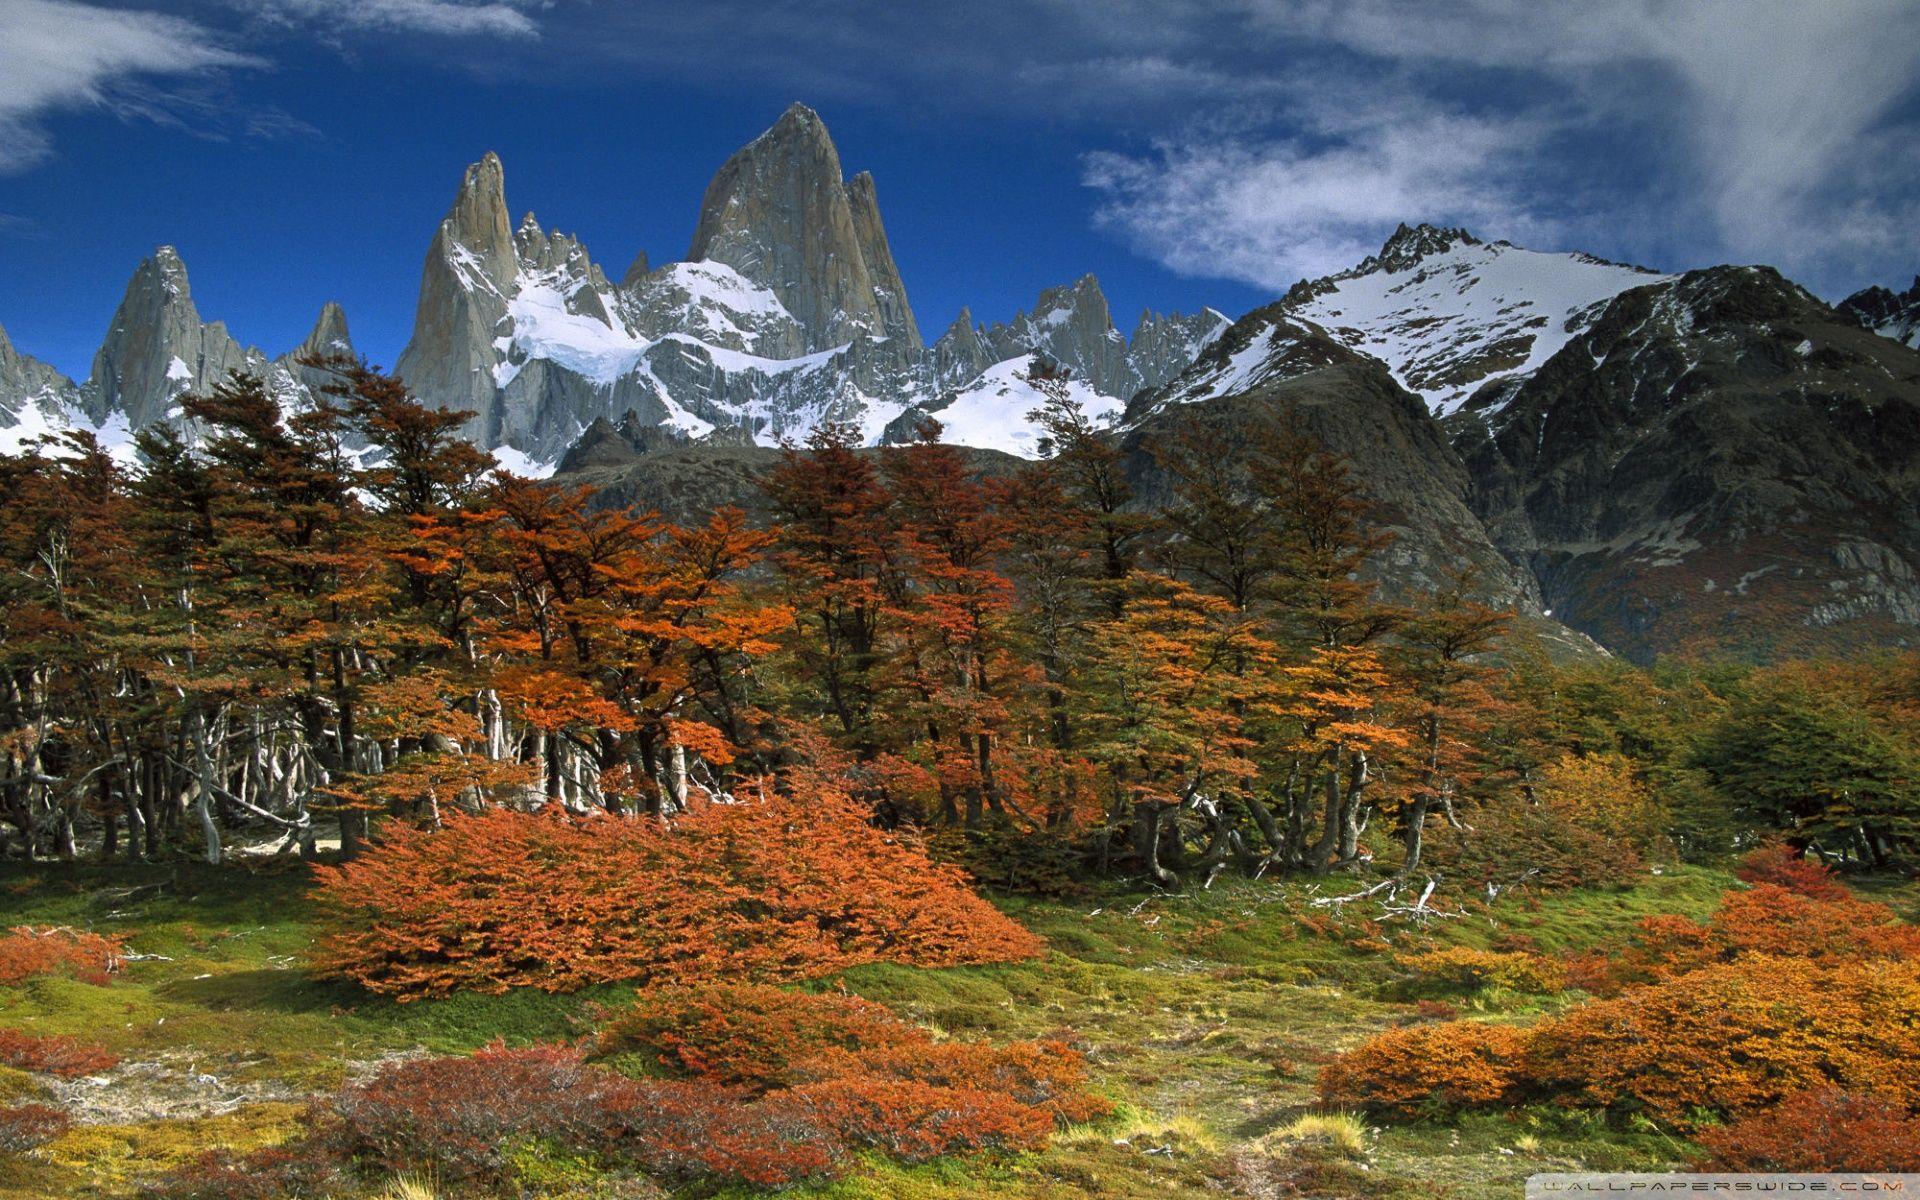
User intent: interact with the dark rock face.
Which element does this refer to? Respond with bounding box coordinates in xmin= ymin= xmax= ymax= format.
xmin=1452 ymin=265 xmax=1920 ymax=660
xmin=394 ymin=153 xmax=519 ymax=444
xmin=0 ymin=324 xmax=80 ymax=423
xmin=558 ymin=432 xmax=1022 ymax=529
xmin=1839 ymin=275 xmax=1920 ymax=349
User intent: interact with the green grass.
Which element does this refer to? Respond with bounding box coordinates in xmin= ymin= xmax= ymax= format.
xmin=0 ymin=858 xmax=1740 ymax=1200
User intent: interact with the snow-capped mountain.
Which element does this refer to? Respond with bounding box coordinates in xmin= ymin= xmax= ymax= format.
xmin=1839 ymin=275 xmax=1920 ymax=348
xmin=1126 ymin=232 xmax=1920 ymax=661
xmin=390 ymin=104 xmax=1225 ymax=464
xmin=1264 ymin=224 xmax=1666 ymax=418
xmin=0 ymin=103 xmax=1223 ymax=469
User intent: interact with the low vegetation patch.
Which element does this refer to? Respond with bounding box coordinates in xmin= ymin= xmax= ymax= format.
xmin=0 ymin=926 xmax=125 ymax=986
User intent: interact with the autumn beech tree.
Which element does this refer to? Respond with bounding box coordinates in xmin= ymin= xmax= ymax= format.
xmin=1246 ymin=421 xmax=1409 ymax=873
xmin=1026 ymin=362 xmax=1148 ymax=614
xmin=1082 ymin=574 xmax=1276 ymax=885
xmin=762 ymin=423 xmax=902 ymax=756
xmin=993 ymin=462 xmax=1097 ymax=757
xmin=1388 ymin=579 xmax=1510 ymax=875
xmin=0 ymin=435 xmax=137 ymax=859
xmin=881 ymin=427 xmax=1025 ymax=828
xmin=1149 ymin=414 xmax=1279 ymax=614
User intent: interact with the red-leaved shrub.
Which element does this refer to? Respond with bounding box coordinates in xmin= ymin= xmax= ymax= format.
xmin=612 ymin=1078 xmax=842 ymax=1187
xmin=805 ymin=1038 xmax=1111 ymax=1125
xmin=1734 ymin=843 xmax=1848 ymax=900
xmin=327 ymin=1042 xmax=641 ymax=1183
xmin=152 ymin=982 xmax=1106 ymax=1193
xmin=594 ymin=981 xmax=1111 ymax=1127
xmin=776 ymin=1076 xmax=1053 ymax=1161
xmin=0 ymin=927 xmax=125 ymax=986
xmin=140 ymin=1145 xmax=346 ymax=1199
xmin=312 ymin=796 xmax=1043 ymax=999
xmin=0 ymin=1104 xmax=68 ymax=1154
xmin=0 ymin=1028 xmax=119 ymax=1077
xmin=594 ymin=982 xmax=922 ymax=1089
xmin=1695 ymin=1089 xmax=1920 ymax=1171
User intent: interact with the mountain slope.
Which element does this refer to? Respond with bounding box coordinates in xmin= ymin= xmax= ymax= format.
xmin=1123 ymin=314 xmax=1545 ymax=612
xmin=1453 ymin=265 xmax=1920 ymax=660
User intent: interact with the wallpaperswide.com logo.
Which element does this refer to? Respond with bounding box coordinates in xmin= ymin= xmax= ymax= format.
xmin=1530 ymin=1177 xmax=1920 ymax=1196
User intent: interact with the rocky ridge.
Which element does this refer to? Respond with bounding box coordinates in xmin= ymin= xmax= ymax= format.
xmin=1 ymin=249 xmax=354 ymax=459
xmin=1840 ymin=275 xmax=1920 ymax=349
xmin=386 ymin=103 xmax=1228 ymax=463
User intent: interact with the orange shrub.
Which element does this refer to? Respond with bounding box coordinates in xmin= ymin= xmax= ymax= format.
xmin=594 ymin=983 xmax=926 ymax=1089
xmin=1524 ymin=956 xmax=1920 ymax=1126
xmin=1317 ymin=1022 xmax=1528 ymax=1117
xmin=0 ymin=1029 xmax=119 ymax=1077
xmin=312 ymin=793 xmax=1043 ymax=999
xmin=617 ymin=1079 xmax=841 ymax=1187
xmin=1612 ymin=885 xmax=1920 ymax=988
xmin=1695 ymin=1089 xmax=1920 ymax=1171
xmin=0 ymin=927 xmax=124 ymax=986
xmin=1734 ymin=843 xmax=1847 ymax=900
xmin=593 ymin=981 xmax=1111 ymax=1126
xmin=807 ymin=1038 xmax=1112 ymax=1126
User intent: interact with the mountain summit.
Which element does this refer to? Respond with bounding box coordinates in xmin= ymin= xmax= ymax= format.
xmin=689 ymin=102 xmax=921 ymax=352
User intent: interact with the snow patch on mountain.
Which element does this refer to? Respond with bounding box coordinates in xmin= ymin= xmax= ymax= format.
xmin=1283 ymin=227 xmax=1668 ymax=417
xmin=914 ymin=357 xmax=1121 ymax=457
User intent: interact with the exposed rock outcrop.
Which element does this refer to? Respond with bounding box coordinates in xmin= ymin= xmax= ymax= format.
xmin=688 ymin=103 xmax=921 ymax=353
xmin=82 ymin=247 xmax=266 ymax=429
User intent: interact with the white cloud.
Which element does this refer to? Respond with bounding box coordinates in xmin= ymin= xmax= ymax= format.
xmin=0 ymin=0 xmax=260 ymax=171
xmin=247 ymin=0 xmax=543 ymax=38
xmin=1085 ymin=93 xmax=1562 ymax=290
xmin=1085 ymin=0 xmax=1920 ymax=293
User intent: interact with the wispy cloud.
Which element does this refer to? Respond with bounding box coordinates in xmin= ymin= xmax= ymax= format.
xmin=0 ymin=211 xmax=42 ymax=238
xmin=1084 ymin=97 xmax=1564 ymax=291
xmin=242 ymin=0 xmax=545 ymax=39
xmin=0 ymin=0 xmax=261 ymax=172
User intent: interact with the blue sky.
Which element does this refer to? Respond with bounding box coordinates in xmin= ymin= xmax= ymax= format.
xmin=1 ymin=0 xmax=1917 ymax=381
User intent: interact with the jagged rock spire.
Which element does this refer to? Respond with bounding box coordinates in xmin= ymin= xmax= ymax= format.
xmin=396 ymin=152 xmax=521 ymax=442
xmin=297 ymin=301 xmax=353 ymax=360
xmin=1364 ymin=223 xmax=1481 ymax=274
xmin=688 ymin=102 xmax=922 ymax=352
xmin=83 ymin=246 xmax=260 ymax=428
